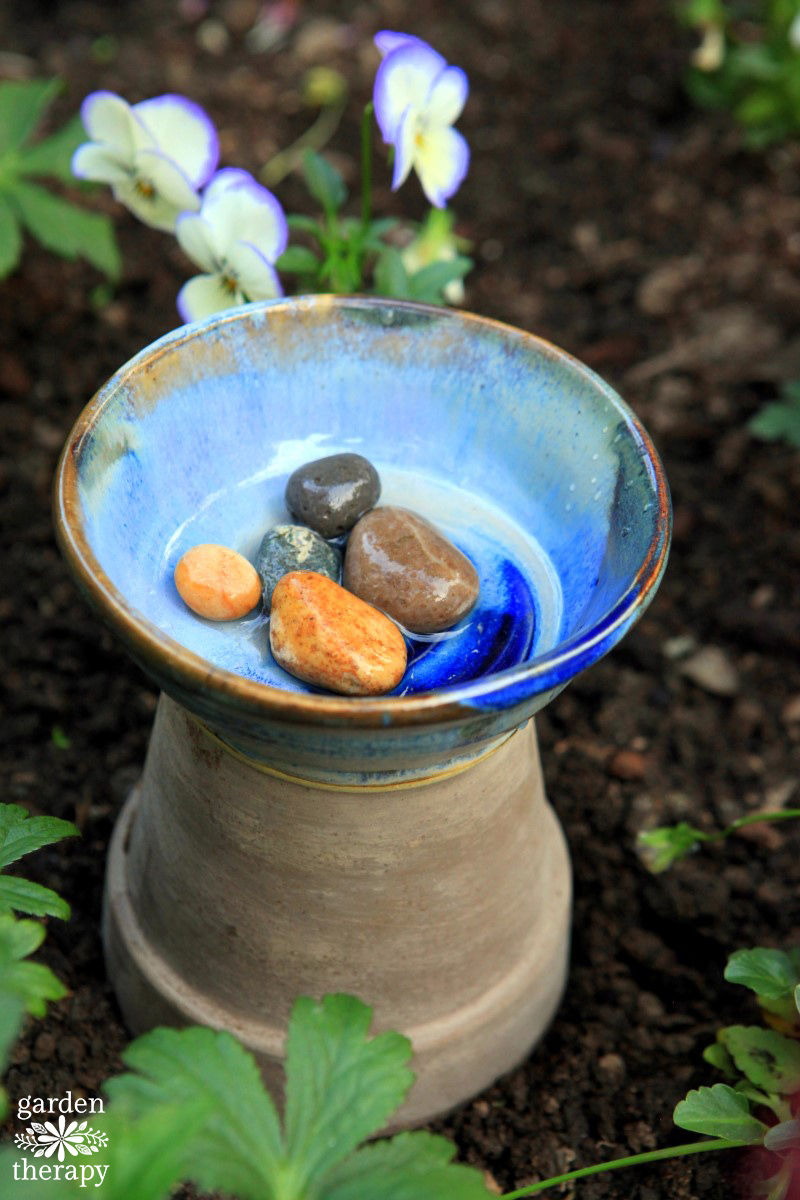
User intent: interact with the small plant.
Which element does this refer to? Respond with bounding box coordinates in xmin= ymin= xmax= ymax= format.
xmin=0 ymin=79 xmax=120 ymax=280
xmin=638 ymin=805 xmax=800 ymax=872
xmin=680 ymin=0 xmax=800 ymax=147
xmin=749 ymin=381 xmax=800 ymax=449
xmin=71 ymin=29 xmax=474 ymax=322
xmin=0 ymin=804 xmax=79 ymax=920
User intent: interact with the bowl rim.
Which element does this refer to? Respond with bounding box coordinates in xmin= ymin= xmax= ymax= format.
xmin=54 ymin=295 xmax=670 ymax=729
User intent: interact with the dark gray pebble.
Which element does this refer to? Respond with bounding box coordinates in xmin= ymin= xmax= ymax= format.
xmin=256 ymin=524 xmax=341 ymax=610
xmin=285 ymin=453 xmax=381 ymax=538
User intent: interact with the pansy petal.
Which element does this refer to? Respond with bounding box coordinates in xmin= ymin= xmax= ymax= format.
xmin=135 ymin=148 xmax=199 ymax=209
xmin=176 ymin=213 xmax=220 ymax=272
xmin=80 ymin=91 xmax=137 ymax=159
xmin=177 ymin=273 xmax=238 ymax=323
xmin=391 ymin=106 xmax=418 ymax=191
xmin=413 ymin=125 xmax=469 ymax=208
xmin=202 ymin=176 xmax=288 ymax=261
xmin=133 ymin=95 xmax=219 ymax=188
xmin=202 ymin=167 xmax=253 ymax=204
xmin=226 ymin=240 xmax=283 ymax=300
xmin=427 ymin=65 xmax=468 ymax=126
xmin=71 ymin=143 xmax=130 ymax=184
xmin=112 ymin=175 xmax=197 ymax=233
xmin=373 ymin=41 xmax=445 ymax=142
xmin=374 ymin=31 xmax=425 ymax=57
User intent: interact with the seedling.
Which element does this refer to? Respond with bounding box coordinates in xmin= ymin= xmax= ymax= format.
xmin=638 ymin=807 xmax=800 ymax=872
xmin=0 ymin=803 xmax=78 ymax=920
xmin=0 ymin=79 xmax=120 ymax=281
xmin=749 ymin=381 xmax=800 ymax=450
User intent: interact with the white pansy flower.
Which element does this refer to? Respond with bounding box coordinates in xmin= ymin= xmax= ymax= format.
xmin=373 ymin=31 xmax=469 ymax=209
xmin=72 ymin=91 xmax=219 ymax=231
xmin=176 ymin=168 xmax=287 ymax=323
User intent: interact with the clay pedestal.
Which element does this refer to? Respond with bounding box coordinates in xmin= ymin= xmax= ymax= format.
xmin=104 ymin=694 xmax=571 ymax=1124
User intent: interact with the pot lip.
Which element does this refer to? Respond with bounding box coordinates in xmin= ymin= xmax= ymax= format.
xmin=54 ymin=294 xmax=671 ymax=730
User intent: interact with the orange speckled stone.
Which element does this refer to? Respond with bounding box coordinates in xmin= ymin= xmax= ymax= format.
xmin=269 ymin=571 xmax=407 ymax=696
xmin=174 ymin=544 xmax=261 ymax=621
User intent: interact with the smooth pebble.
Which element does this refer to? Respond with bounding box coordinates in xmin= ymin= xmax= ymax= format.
xmin=344 ymin=506 xmax=480 ymax=634
xmin=269 ymin=571 xmax=407 ymax=696
xmin=175 ymin=544 xmax=261 ymax=620
xmin=285 ymin=452 xmax=381 ymax=538
xmin=256 ymin=523 xmax=341 ymax=610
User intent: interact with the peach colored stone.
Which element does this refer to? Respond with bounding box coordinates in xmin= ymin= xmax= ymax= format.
xmin=174 ymin=544 xmax=261 ymax=621
xmin=269 ymin=571 xmax=407 ymax=696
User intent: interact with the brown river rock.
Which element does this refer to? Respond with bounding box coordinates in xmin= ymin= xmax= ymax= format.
xmin=269 ymin=571 xmax=407 ymax=696
xmin=344 ymin=506 xmax=480 ymax=634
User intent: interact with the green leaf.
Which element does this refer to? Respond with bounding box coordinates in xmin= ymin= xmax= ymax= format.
xmin=409 ymin=256 xmax=472 ymax=303
xmin=749 ymin=397 xmax=800 ymax=447
xmin=17 ymin=113 xmax=87 ymax=182
xmin=795 ymin=983 xmax=799 ymax=1016
xmin=703 ymin=1041 xmax=738 ymax=1080
xmin=302 ymin=149 xmax=347 ymax=213
xmin=284 ymin=994 xmax=414 ymax=1190
xmin=0 ymin=196 xmax=22 ymax=278
xmin=636 ymin=822 xmax=705 ymax=872
xmin=719 ymin=1025 xmax=800 ymax=1094
xmin=287 ymin=213 xmax=325 ymax=238
xmin=321 ymin=1132 xmax=492 ymax=1200
xmin=0 ymin=803 xmax=78 ymax=871
xmin=0 ymin=875 xmax=71 ymax=920
xmin=0 ymin=915 xmax=67 ymax=1016
xmin=10 ymin=180 xmax=121 ymax=280
xmin=373 ymin=247 xmax=412 ymax=300
xmin=98 ymin=1102 xmax=214 ymax=1200
xmin=673 ymin=1083 xmax=767 ymax=1142
xmin=725 ymin=948 xmax=800 ymax=1001
xmin=105 ymin=1025 xmax=283 ymax=1199
xmin=277 ymin=245 xmax=321 ymax=274
xmin=0 ymin=79 xmax=61 ymax=154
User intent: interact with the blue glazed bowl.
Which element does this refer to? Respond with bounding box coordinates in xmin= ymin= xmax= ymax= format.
xmin=54 ymin=296 xmax=670 ymax=773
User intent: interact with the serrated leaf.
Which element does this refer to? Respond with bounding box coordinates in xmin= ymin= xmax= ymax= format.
xmin=673 ymin=1083 xmax=767 ymax=1142
xmin=374 ymin=247 xmax=412 ymax=300
xmin=703 ymin=1041 xmax=738 ymax=1080
xmin=0 ymin=876 xmax=71 ymax=920
xmin=10 ymin=181 xmax=121 ymax=280
xmin=0 ymin=79 xmax=61 ymax=154
xmin=284 ymin=994 xmax=414 ymax=1191
xmin=99 ymin=1102 xmax=213 ymax=1200
xmin=0 ymin=804 xmax=78 ymax=871
xmin=277 ymin=245 xmax=321 ymax=274
xmin=719 ymin=1025 xmax=800 ymax=1094
xmin=0 ymin=197 xmax=22 ymax=278
xmin=409 ymin=256 xmax=472 ymax=303
xmin=17 ymin=114 xmax=87 ymax=182
xmin=321 ymin=1131 xmax=491 ymax=1200
xmin=725 ymin=948 xmax=800 ymax=1001
xmin=302 ymin=149 xmax=346 ymax=213
xmin=105 ymin=1025 xmax=282 ymax=1199
xmin=636 ymin=822 xmax=705 ymax=872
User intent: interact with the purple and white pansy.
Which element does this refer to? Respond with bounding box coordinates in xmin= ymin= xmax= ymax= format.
xmin=72 ymin=91 xmax=219 ymax=232
xmin=373 ymin=31 xmax=469 ymax=208
xmin=175 ymin=168 xmax=288 ymax=323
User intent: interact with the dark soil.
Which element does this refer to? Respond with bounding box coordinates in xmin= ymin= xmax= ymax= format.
xmin=2 ymin=0 xmax=800 ymax=1197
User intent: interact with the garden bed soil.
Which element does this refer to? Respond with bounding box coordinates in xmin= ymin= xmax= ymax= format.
xmin=1 ymin=0 xmax=800 ymax=1196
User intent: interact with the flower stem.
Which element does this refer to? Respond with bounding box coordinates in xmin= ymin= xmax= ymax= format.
xmin=501 ymin=1138 xmax=748 ymax=1198
xmin=360 ymin=100 xmax=374 ymax=232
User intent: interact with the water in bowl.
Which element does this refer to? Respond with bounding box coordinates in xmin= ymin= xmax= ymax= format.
xmin=159 ymin=456 xmax=563 ymax=697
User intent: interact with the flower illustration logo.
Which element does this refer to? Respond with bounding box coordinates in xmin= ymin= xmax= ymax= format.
xmin=14 ymin=1115 xmax=108 ymax=1160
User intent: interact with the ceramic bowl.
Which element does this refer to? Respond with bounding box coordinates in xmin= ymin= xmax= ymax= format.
xmin=54 ymin=296 xmax=670 ymax=772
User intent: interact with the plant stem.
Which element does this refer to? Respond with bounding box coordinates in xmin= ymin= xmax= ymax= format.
xmin=501 ymin=1138 xmax=748 ymax=1198
xmin=707 ymin=809 xmax=800 ymax=844
xmin=259 ymin=100 xmax=346 ymax=188
xmin=360 ymin=100 xmax=374 ymax=232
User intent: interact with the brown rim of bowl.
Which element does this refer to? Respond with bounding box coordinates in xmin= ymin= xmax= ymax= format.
xmin=53 ymin=295 xmax=671 ymax=730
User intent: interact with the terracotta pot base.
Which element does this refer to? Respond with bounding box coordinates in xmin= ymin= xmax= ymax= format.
xmin=103 ymin=695 xmax=572 ymax=1125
